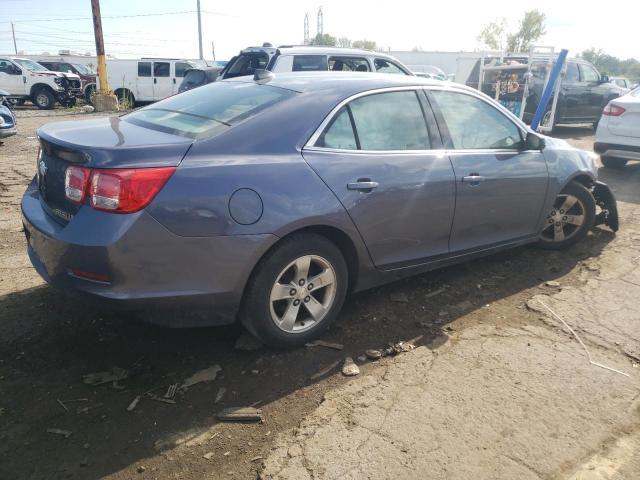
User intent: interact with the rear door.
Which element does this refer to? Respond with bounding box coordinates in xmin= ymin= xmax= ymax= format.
xmin=559 ymin=61 xmax=585 ymax=121
xmin=153 ymin=61 xmax=172 ymax=100
xmin=579 ymin=62 xmax=608 ymax=120
xmin=428 ymin=89 xmax=548 ymax=252
xmin=302 ymin=89 xmax=456 ymax=269
xmin=136 ymin=61 xmax=153 ymax=101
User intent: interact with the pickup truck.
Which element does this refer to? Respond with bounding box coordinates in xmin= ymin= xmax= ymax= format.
xmin=0 ymin=57 xmax=82 ymax=109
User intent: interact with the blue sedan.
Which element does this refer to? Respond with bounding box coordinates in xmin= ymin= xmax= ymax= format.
xmin=0 ymin=89 xmax=17 ymax=139
xmin=21 ymin=72 xmax=618 ymax=347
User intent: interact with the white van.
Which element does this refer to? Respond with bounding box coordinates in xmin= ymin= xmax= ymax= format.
xmin=103 ymin=58 xmax=199 ymax=104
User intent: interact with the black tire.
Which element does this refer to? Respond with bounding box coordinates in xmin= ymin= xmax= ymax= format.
xmin=538 ymin=181 xmax=596 ymax=250
xmin=114 ymin=89 xmax=135 ymax=107
xmin=240 ymin=233 xmax=348 ymax=348
xmin=61 ymin=97 xmax=77 ymax=108
xmin=32 ymin=88 xmax=55 ymax=110
xmin=601 ymin=156 xmax=628 ymax=169
xmin=84 ymin=85 xmax=96 ymax=104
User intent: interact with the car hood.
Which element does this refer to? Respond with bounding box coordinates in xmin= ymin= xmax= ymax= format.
xmin=37 ymin=116 xmax=193 ymax=168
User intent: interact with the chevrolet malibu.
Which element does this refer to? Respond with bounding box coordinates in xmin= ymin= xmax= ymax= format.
xmin=22 ymin=72 xmax=619 ymax=347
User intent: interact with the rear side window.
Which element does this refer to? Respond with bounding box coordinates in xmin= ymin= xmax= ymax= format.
xmin=154 ymin=62 xmax=170 ymax=77
xmin=329 ymin=57 xmax=370 ymax=72
xmin=175 ymin=62 xmax=192 ymax=77
xmin=138 ymin=62 xmax=151 ymax=77
xmin=565 ymin=62 xmax=579 ymax=83
xmin=124 ymin=82 xmax=295 ymax=138
xmin=430 ymin=90 xmax=522 ymax=150
xmin=293 ymin=55 xmax=328 ymax=72
xmin=316 ymin=107 xmax=357 ymax=149
xmin=374 ymin=59 xmax=405 ymax=75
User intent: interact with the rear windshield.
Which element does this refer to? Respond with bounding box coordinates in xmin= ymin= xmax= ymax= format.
xmin=224 ymin=53 xmax=269 ymax=79
xmin=184 ymin=69 xmax=206 ymax=83
xmin=124 ymin=81 xmax=295 ymax=138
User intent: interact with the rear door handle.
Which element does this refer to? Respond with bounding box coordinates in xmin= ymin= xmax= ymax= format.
xmin=462 ymin=174 xmax=485 ymax=185
xmin=347 ymin=180 xmax=379 ymax=192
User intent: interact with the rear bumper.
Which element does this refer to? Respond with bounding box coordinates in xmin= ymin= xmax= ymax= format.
xmin=0 ymin=125 xmax=16 ymax=138
xmin=594 ymin=141 xmax=640 ymax=161
xmin=21 ymin=180 xmax=277 ymax=326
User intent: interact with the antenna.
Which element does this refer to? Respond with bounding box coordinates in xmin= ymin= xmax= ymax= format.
xmin=304 ymin=13 xmax=309 ymax=45
xmin=317 ymin=6 xmax=323 ymax=36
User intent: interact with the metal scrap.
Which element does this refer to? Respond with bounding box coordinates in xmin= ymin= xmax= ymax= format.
xmin=82 ymin=367 xmax=129 ymax=387
xmin=47 ymin=428 xmax=72 ymax=438
xmin=217 ymin=407 xmax=262 ymax=422
xmin=305 ymin=340 xmax=344 ymax=350
xmin=127 ymin=395 xmax=141 ymax=412
xmin=181 ymin=365 xmax=222 ymax=390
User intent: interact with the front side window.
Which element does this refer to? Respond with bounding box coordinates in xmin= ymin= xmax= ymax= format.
xmin=124 ymin=82 xmax=295 ymax=138
xmin=175 ymin=62 xmax=192 ymax=77
xmin=374 ymin=59 xmax=405 ymax=75
xmin=316 ymin=91 xmax=430 ymax=151
xmin=316 ymin=107 xmax=357 ymax=149
xmin=154 ymin=62 xmax=170 ymax=77
xmin=138 ymin=62 xmax=151 ymax=77
xmin=224 ymin=53 xmax=269 ymax=79
xmin=329 ymin=57 xmax=370 ymax=72
xmin=0 ymin=59 xmax=14 ymax=74
xmin=431 ymin=90 xmax=522 ymax=150
xmin=580 ymin=64 xmax=600 ymax=83
xmin=292 ymin=55 xmax=328 ymax=72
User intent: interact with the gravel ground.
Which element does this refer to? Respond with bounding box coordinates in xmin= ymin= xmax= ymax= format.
xmin=1 ymin=112 xmax=639 ymax=480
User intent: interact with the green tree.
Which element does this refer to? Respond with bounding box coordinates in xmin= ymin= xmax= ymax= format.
xmin=477 ymin=10 xmax=546 ymax=52
xmin=352 ymin=39 xmax=377 ymax=51
xmin=311 ymin=33 xmax=337 ymax=46
xmin=337 ymin=37 xmax=352 ymax=48
xmin=580 ymin=48 xmax=640 ymax=81
xmin=476 ymin=18 xmax=507 ymax=50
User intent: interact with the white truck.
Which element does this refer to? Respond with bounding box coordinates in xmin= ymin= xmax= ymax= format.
xmin=0 ymin=57 xmax=82 ymax=109
xmin=102 ymin=58 xmax=199 ymax=104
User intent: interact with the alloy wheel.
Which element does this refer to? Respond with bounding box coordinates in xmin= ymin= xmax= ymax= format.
xmin=269 ymin=255 xmax=337 ymax=333
xmin=541 ymin=194 xmax=586 ymax=243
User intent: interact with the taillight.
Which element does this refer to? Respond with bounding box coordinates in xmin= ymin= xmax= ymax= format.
xmin=64 ymin=165 xmax=91 ymax=204
xmin=63 ymin=166 xmax=175 ymax=214
xmin=603 ymin=103 xmax=626 ymax=116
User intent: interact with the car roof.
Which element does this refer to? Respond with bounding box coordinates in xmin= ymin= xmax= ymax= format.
xmin=226 ymin=71 xmax=470 ymax=96
xmin=240 ymin=45 xmax=398 ymax=60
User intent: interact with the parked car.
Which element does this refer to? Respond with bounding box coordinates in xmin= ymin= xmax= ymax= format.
xmin=0 ymin=57 xmax=82 ymax=109
xmin=609 ymin=76 xmax=632 ymax=90
xmin=594 ymin=87 xmax=640 ymax=168
xmin=0 ymin=89 xmax=17 ymax=140
xmin=21 ymin=72 xmax=618 ymax=347
xmin=101 ymin=58 xmax=199 ymax=105
xmin=218 ymin=44 xmax=412 ymax=80
xmin=37 ymin=60 xmax=97 ymax=103
xmin=178 ymin=67 xmax=220 ymax=93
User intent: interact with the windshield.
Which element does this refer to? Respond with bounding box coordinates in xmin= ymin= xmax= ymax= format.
xmin=631 ymin=87 xmax=640 ymax=98
xmin=224 ymin=52 xmax=270 ymax=79
xmin=124 ymin=81 xmax=295 ymax=138
xmin=72 ymin=63 xmax=94 ymax=75
xmin=13 ymin=58 xmax=49 ymax=72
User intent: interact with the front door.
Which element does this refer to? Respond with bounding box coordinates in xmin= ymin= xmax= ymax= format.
xmin=0 ymin=59 xmax=25 ymax=95
xmin=152 ymin=61 xmax=172 ymax=100
xmin=428 ymin=89 xmax=549 ymax=252
xmin=303 ymin=89 xmax=456 ymax=269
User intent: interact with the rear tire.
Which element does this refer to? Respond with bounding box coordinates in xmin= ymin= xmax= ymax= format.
xmin=601 ymin=156 xmax=628 ymax=169
xmin=32 ymin=88 xmax=55 ymax=110
xmin=114 ymin=89 xmax=135 ymax=108
xmin=240 ymin=233 xmax=348 ymax=348
xmin=538 ymin=181 xmax=596 ymax=250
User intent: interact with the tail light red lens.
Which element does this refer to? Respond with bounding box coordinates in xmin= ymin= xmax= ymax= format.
xmin=603 ymin=103 xmax=626 ymax=116
xmin=63 ymin=166 xmax=176 ymax=214
xmin=64 ymin=165 xmax=91 ymax=204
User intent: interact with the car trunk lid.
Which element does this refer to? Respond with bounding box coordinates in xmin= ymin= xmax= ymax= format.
xmin=36 ymin=116 xmax=192 ymax=224
xmin=607 ymin=94 xmax=640 ymax=138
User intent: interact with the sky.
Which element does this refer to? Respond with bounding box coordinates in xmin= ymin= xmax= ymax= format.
xmin=0 ymin=0 xmax=637 ymax=61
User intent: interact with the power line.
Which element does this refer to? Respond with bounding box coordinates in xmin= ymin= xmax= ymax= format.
xmin=1 ymin=9 xmax=238 ymax=24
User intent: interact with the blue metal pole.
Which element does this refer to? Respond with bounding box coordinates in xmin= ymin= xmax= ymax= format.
xmin=530 ymin=48 xmax=568 ymax=131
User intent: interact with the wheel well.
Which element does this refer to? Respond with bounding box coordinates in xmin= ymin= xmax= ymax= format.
xmin=29 ymin=83 xmax=54 ymax=97
xmin=570 ymin=174 xmax=594 ymax=189
xmin=114 ymin=88 xmax=134 ymax=99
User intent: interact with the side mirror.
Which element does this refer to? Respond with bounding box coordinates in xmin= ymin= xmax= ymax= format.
xmin=600 ymin=75 xmax=610 ymax=84
xmin=525 ymin=132 xmax=545 ymax=150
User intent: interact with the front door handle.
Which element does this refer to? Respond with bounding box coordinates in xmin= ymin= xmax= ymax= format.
xmin=154 ymin=78 xmax=157 ymax=84
xmin=347 ymin=179 xmax=379 ymax=192
xmin=462 ymin=174 xmax=485 ymax=186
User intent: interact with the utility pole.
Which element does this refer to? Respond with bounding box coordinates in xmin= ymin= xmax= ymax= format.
xmin=90 ymin=0 xmax=117 ymax=110
xmin=197 ymin=0 xmax=203 ymax=60
xmin=304 ymin=13 xmax=309 ymax=45
xmin=317 ymin=6 xmax=323 ymax=36
xmin=11 ymin=22 xmax=17 ymax=54
xmin=211 ymin=41 xmax=215 ymax=61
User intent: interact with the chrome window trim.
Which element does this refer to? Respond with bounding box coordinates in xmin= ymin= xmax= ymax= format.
xmin=305 ymin=85 xmax=530 ymax=154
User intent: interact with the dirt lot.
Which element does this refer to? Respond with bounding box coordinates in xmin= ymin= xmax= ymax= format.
xmin=1 ymin=111 xmax=640 ymax=480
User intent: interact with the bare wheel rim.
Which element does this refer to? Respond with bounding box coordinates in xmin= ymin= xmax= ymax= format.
xmin=36 ymin=93 xmax=48 ymax=107
xmin=541 ymin=193 xmax=586 ymax=242
xmin=269 ymin=254 xmax=337 ymax=334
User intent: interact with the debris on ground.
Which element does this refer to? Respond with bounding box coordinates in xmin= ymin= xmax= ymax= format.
xmin=203 ymin=452 xmax=214 ymax=460
xmin=425 ymin=286 xmax=447 ymax=298
xmin=234 ymin=331 xmax=264 ymax=351
xmin=181 ymin=365 xmax=222 ymax=390
xmin=545 ymin=280 xmax=561 ymax=288
xmin=137 ymin=465 xmax=146 ymax=473
xmin=526 ymin=296 xmax=549 ymax=314
xmin=365 ymin=349 xmax=383 ymax=360
xmin=164 ymin=383 xmax=178 ymax=399
xmin=76 ymin=403 xmax=103 ymax=415
xmin=81 ymin=105 xmax=95 ymax=113
xmin=385 ymin=342 xmax=414 ymax=356
xmin=147 ymin=394 xmax=176 ymax=405
xmin=310 ymin=360 xmax=341 ymax=380
xmin=390 ymin=292 xmax=409 ymax=303
xmin=305 ymin=340 xmax=344 ymax=350
xmin=127 ymin=395 xmax=141 ymax=412
xmin=215 ymin=387 xmax=227 ymax=404
xmin=47 ymin=428 xmax=72 ymax=438
xmin=250 ymin=456 xmax=263 ymax=462
xmin=80 ymin=457 xmax=89 ymax=467
xmin=342 ymin=357 xmax=360 ymax=376
xmin=82 ymin=367 xmax=130 ymax=387
xmin=357 ymin=355 xmax=366 ymax=362
xmin=56 ymin=399 xmax=69 ymax=412
xmin=217 ymin=407 xmax=263 ymax=422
